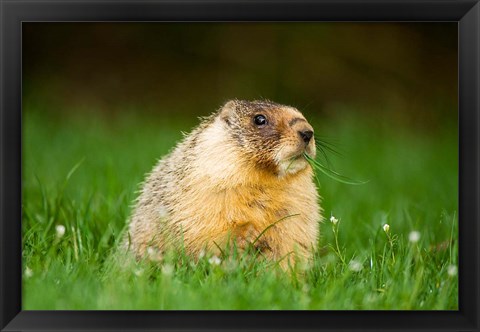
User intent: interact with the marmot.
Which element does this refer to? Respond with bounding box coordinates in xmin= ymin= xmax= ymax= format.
xmin=125 ymin=100 xmax=322 ymax=268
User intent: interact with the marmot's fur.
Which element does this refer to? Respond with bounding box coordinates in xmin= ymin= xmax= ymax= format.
xmin=125 ymin=100 xmax=322 ymax=268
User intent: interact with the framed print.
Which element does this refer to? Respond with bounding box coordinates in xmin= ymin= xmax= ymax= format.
xmin=1 ymin=0 xmax=479 ymax=331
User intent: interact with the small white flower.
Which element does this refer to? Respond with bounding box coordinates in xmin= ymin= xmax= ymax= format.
xmin=133 ymin=268 xmax=144 ymax=277
xmin=208 ymin=255 xmax=222 ymax=266
xmin=447 ymin=265 xmax=457 ymax=277
xmin=330 ymin=215 xmax=338 ymax=225
xmin=365 ymin=294 xmax=377 ymax=303
xmin=55 ymin=225 xmax=66 ymax=238
xmin=408 ymin=231 xmax=421 ymax=243
xmin=198 ymin=249 xmax=206 ymax=259
xmin=162 ymin=263 xmax=174 ymax=276
xmin=146 ymin=246 xmax=162 ymax=262
xmin=349 ymin=260 xmax=363 ymax=272
xmin=24 ymin=266 xmax=33 ymax=278
xmin=302 ymin=284 xmax=310 ymax=293
xmin=383 ymin=224 xmax=390 ymax=233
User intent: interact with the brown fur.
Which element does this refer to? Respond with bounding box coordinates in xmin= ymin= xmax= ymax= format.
xmin=124 ymin=100 xmax=322 ymax=268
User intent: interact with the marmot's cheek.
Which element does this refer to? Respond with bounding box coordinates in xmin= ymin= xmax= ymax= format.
xmin=274 ymin=144 xmax=294 ymax=162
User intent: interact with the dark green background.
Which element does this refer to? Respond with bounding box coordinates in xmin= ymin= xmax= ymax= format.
xmin=23 ymin=22 xmax=457 ymax=128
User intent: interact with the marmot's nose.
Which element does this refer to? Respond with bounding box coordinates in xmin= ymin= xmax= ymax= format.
xmin=299 ymin=130 xmax=313 ymax=144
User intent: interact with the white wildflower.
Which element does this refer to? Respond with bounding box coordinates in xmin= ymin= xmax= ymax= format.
xmin=133 ymin=268 xmax=144 ymax=277
xmin=302 ymin=284 xmax=310 ymax=293
xmin=330 ymin=215 xmax=338 ymax=225
xmin=198 ymin=249 xmax=206 ymax=259
xmin=208 ymin=255 xmax=222 ymax=266
xmin=55 ymin=225 xmax=66 ymax=238
xmin=447 ymin=265 xmax=457 ymax=277
xmin=162 ymin=263 xmax=174 ymax=276
xmin=365 ymin=294 xmax=377 ymax=303
xmin=146 ymin=246 xmax=162 ymax=262
xmin=382 ymin=224 xmax=390 ymax=233
xmin=24 ymin=266 xmax=33 ymax=278
xmin=408 ymin=231 xmax=421 ymax=243
xmin=349 ymin=260 xmax=363 ymax=272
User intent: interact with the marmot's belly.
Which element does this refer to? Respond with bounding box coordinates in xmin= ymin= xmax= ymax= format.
xmin=174 ymin=195 xmax=318 ymax=260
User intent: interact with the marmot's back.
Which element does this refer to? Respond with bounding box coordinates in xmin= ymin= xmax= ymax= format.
xmin=125 ymin=100 xmax=322 ymax=267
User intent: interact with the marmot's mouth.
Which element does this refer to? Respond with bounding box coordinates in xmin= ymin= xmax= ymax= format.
xmin=278 ymin=151 xmax=310 ymax=176
xmin=288 ymin=148 xmax=310 ymax=161
xmin=283 ymin=152 xmax=303 ymax=162
xmin=281 ymin=154 xmax=307 ymax=168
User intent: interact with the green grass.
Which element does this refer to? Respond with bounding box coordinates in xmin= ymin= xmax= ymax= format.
xmin=22 ymin=109 xmax=458 ymax=310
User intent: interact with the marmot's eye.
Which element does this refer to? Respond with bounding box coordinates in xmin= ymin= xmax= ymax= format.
xmin=254 ymin=114 xmax=268 ymax=127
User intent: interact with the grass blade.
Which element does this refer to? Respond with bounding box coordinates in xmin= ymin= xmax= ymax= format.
xmin=304 ymin=153 xmax=368 ymax=185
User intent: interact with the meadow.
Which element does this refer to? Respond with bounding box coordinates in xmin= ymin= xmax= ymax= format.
xmin=22 ymin=108 xmax=458 ymax=310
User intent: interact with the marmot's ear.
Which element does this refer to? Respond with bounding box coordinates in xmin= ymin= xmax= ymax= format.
xmin=219 ymin=100 xmax=236 ymax=126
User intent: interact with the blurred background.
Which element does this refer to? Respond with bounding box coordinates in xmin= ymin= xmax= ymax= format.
xmin=23 ymin=22 xmax=457 ymax=127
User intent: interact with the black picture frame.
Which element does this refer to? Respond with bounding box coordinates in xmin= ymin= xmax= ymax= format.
xmin=1 ymin=1 xmax=479 ymax=331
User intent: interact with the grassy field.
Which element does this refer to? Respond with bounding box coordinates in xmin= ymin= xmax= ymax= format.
xmin=22 ymin=108 xmax=458 ymax=310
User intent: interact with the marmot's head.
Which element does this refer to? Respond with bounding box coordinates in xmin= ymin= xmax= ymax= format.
xmin=219 ymin=99 xmax=316 ymax=177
